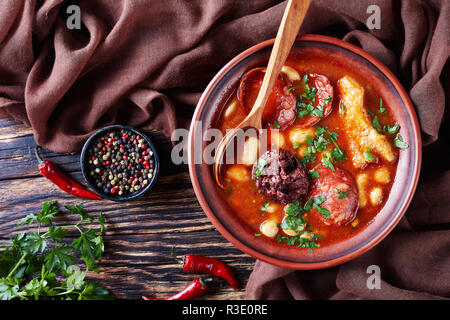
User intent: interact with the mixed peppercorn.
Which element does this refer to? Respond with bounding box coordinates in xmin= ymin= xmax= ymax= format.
xmin=86 ymin=129 xmax=155 ymax=197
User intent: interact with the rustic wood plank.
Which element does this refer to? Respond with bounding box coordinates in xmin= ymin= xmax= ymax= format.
xmin=0 ymin=119 xmax=255 ymax=300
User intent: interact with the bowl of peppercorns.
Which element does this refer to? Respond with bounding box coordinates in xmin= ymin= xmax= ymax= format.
xmin=80 ymin=125 xmax=160 ymax=201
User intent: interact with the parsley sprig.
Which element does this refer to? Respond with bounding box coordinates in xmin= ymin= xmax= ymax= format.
xmin=0 ymin=201 xmax=111 ymax=300
xmin=300 ymin=126 xmax=346 ymax=169
xmin=275 ymin=198 xmax=329 ymax=251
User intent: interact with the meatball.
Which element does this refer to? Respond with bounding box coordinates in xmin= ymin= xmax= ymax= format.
xmin=308 ymin=165 xmax=358 ymax=226
xmin=252 ymin=149 xmax=309 ymax=204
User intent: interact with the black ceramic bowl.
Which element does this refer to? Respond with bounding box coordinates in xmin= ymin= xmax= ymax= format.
xmin=80 ymin=125 xmax=160 ymax=202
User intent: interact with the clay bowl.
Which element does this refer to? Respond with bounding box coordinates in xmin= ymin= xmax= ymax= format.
xmin=188 ymin=34 xmax=421 ymax=269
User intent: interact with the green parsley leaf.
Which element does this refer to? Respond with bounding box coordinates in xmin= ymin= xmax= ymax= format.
xmin=321 ymin=152 xmax=335 ymax=171
xmin=254 ymin=158 xmax=268 ymax=177
xmin=65 ymin=204 xmax=93 ymax=222
xmin=302 ymin=74 xmax=309 ymax=83
xmin=260 ymin=202 xmax=271 ymax=212
xmin=273 ymin=119 xmax=281 ymax=129
xmin=372 ymin=115 xmax=384 ymax=134
xmin=226 ymin=187 xmax=232 ymax=195
xmin=0 ymin=201 xmax=112 ymax=300
xmin=73 ymin=229 xmax=104 ymax=271
xmin=308 ymin=169 xmax=320 ymax=178
xmin=379 ymin=98 xmax=386 ymax=114
xmin=383 ymin=123 xmax=400 ymax=135
xmin=37 ymin=201 xmax=59 ymax=225
xmin=284 ymin=201 xmax=302 ymax=216
xmin=286 ymin=87 xmax=295 ymax=94
xmin=21 ymin=232 xmax=47 ymax=254
xmin=339 ymin=101 xmax=346 ymax=114
xmin=98 ymin=212 xmax=105 ymax=234
xmin=335 ymin=188 xmax=350 ymax=199
xmin=47 ymin=225 xmax=67 ymax=243
xmin=394 ymin=134 xmax=409 ymax=149
xmin=313 ymin=203 xmax=330 ymax=219
xmin=17 ymin=214 xmax=37 ymax=226
xmin=44 ymin=244 xmax=76 ymax=272
xmin=364 ymin=148 xmax=375 ymax=161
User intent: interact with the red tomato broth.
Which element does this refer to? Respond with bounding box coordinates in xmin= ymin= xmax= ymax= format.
xmin=216 ymin=52 xmax=399 ymax=249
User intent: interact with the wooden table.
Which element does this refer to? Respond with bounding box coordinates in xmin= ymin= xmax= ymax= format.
xmin=0 ymin=118 xmax=255 ymax=299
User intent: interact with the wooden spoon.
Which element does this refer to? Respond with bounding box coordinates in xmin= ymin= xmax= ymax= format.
xmin=214 ymin=0 xmax=311 ymax=188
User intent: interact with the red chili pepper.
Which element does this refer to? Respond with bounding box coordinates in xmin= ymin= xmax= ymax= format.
xmin=183 ymin=254 xmax=239 ymax=289
xmin=35 ymin=146 xmax=101 ymax=200
xmin=142 ymin=278 xmax=207 ymax=300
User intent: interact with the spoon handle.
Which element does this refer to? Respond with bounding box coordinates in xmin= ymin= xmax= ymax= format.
xmin=249 ymin=0 xmax=311 ymax=122
xmin=214 ymin=0 xmax=311 ymax=188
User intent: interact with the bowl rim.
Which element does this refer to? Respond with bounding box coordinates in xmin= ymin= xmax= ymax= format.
xmin=188 ymin=34 xmax=422 ymax=269
xmin=80 ymin=124 xmax=160 ymax=202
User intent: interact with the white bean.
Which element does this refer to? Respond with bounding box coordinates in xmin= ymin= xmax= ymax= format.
xmin=270 ymin=131 xmax=285 ymax=149
xmin=242 ymin=137 xmax=259 ymax=166
xmin=370 ymin=187 xmax=383 ymax=206
xmin=374 ymin=167 xmax=390 ymax=184
xmin=264 ymin=203 xmax=281 ymax=214
xmin=260 ymin=219 xmax=279 ymax=238
xmin=289 ymin=127 xmax=315 ymax=145
xmin=226 ymin=166 xmax=250 ymax=182
xmin=281 ymin=65 xmax=301 ymax=81
xmin=356 ymin=173 xmax=369 ymax=208
xmin=281 ymin=215 xmax=306 ymax=236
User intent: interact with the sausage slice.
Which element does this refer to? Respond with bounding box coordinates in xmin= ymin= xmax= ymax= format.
xmin=307 ymin=165 xmax=358 ymax=226
xmin=238 ymin=67 xmax=296 ymax=130
xmin=296 ymin=73 xmax=333 ymax=128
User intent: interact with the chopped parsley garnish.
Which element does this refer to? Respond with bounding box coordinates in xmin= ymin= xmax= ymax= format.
xmin=286 ymin=87 xmax=295 ymax=94
xmin=313 ymin=203 xmax=330 ymax=219
xmin=275 ymin=233 xmax=322 ymax=250
xmin=284 ymin=201 xmax=302 ymax=216
xmin=300 ymin=84 xmax=317 ymax=101
xmin=372 ymin=115 xmax=383 ymax=134
xmin=335 ymin=188 xmax=350 ymax=199
xmin=296 ymin=101 xmax=323 ymax=118
xmin=293 ymin=141 xmax=301 ymax=149
xmin=260 ymin=202 xmax=271 ymax=212
xmin=324 ymin=95 xmax=332 ymax=104
xmin=321 ymin=152 xmax=335 ymax=171
xmin=302 ymin=74 xmax=309 ymax=84
xmin=226 ymin=187 xmax=232 ymax=195
xmin=308 ymin=169 xmax=320 ymax=178
xmin=299 ymin=126 xmax=346 ymax=169
xmin=379 ymin=98 xmax=386 ymax=114
xmin=383 ymin=123 xmax=400 ymax=135
xmin=275 ymin=198 xmax=330 ymax=251
xmin=394 ymin=134 xmax=409 ymax=149
xmin=254 ymin=158 xmax=268 ymax=177
xmin=304 ymin=195 xmax=326 ymax=212
xmin=254 ymin=233 xmax=262 ymax=237
xmin=367 ymin=103 xmax=401 ymax=137
xmin=339 ymin=101 xmax=346 ymax=114
xmin=364 ymin=148 xmax=375 ymax=161
xmin=272 ymin=119 xmax=281 ymax=129
xmin=304 ymin=195 xmax=330 ymax=219
xmin=279 ymin=201 xmax=307 ymax=236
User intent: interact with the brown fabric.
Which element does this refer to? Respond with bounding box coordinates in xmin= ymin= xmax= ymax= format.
xmin=0 ymin=0 xmax=449 ymax=299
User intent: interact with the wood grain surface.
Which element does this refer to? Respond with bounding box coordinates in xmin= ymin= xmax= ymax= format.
xmin=0 ymin=118 xmax=256 ymax=299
